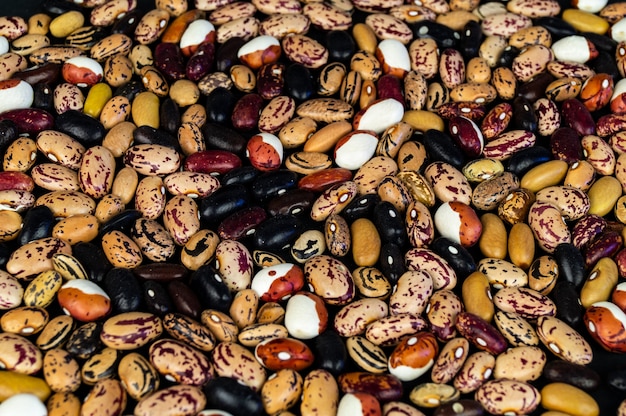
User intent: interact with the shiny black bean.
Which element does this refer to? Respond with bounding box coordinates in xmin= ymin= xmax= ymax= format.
xmin=33 ymin=83 xmax=54 ymax=112
xmin=431 ymin=237 xmax=476 ymax=279
xmin=221 ymin=165 xmax=260 ymax=187
xmin=550 ymin=280 xmax=584 ymax=327
xmin=188 ymin=264 xmax=233 ymax=312
xmin=607 ymin=366 xmax=626 ymax=391
xmin=341 ymin=194 xmax=380 ymax=223
xmin=72 ymin=242 xmax=113 ymax=284
xmin=18 ymin=205 xmax=54 ymax=246
xmin=206 ymin=87 xmax=237 ymax=125
xmin=313 ymin=329 xmax=347 ymax=376
xmin=112 ymin=10 xmax=142 ymax=36
xmin=460 ymin=20 xmax=483 ymax=59
xmin=326 ymin=30 xmax=356 ymax=64
xmin=373 ymin=201 xmax=408 ymax=248
xmin=285 ymin=63 xmax=315 ymax=102
xmin=202 ymin=122 xmax=248 ymax=155
xmin=99 ymin=209 xmax=143 ymax=238
xmin=114 ymin=78 xmax=146 ymax=102
xmin=103 ymin=268 xmax=143 ymax=313
xmin=251 ymin=170 xmax=299 ymax=202
xmin=590 ymin=51 xmax=620 ymax=81
xmin=55 ymin=110 xmax=106 ymax=146
xmin=498 ymin=46 xmax=519 ymax=68
xmin=423 ymin=129 xmax=465 ymax=170
xmin=0 ymin=119 xmax=18 ymax=156
xmin=554 ymin=243 xmax=586 ymax=288
xmin=204 ymin=377 xmax=264 ymax=416
xmin=142 ymin=280 xmax=174 ymax=316
xmin=133 ymin=125 xmax=180 ymax=150
xmin=543 ymin=359 xmax=602 ymax=391
xmin=200 ymin=184 xmax=251 ymax=227
xmin=411 ymin=21 xmax=460 ymax=49
xmin=583 ymin=32 xmax=617 ymax=54
xmin=252 ymin=214 xmax=304 ymax=250
xmin=41 ymin=0 xmax=83 ymax=14
xmin=534 ymin=16 xmax=577 ymax=39
xmin=159 ymin=97 xmax=180 ymax=135
xmin=506 ymin=145 xmax=552 ymax=177
xmin=0 ymin=243 xmax=10 ymax=269
xmin=378 ymin=242 xmax=406 ymax=285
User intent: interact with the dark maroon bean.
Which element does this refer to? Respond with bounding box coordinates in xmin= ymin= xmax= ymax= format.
xmin=103 ymin=268 xmax=143 ymax=313
xmin=167 ymin=280 xmax=202 ymax=319
xmin=572 ymin=214 xmax=607 ymax=249
xmin=266 ymin=188 xmax=315 ymax=217
xmin=189 ymin=264 xmax=233 ymax=312
xmin=206 ymin=86 xmax=236 ymax=124
xmin=112 ymin=9 xmax=142 ymax=35
xmin=338 ymin=372 xmax=404 ymax=402
xmin=142 ymin=280 xmax=174 ymax=316
xmin=550 ymin=127 xmax=583 ymax=163
xmin=155 ymin=42 xmax=186 ymax=81
xmin=448 ymin=116 xmax=483 ymax=158
xmin=550 ymin=281 xmax=583 ymax=327
xmin=186 ymin=41 xmax=215 ymax=82
xmin=518 ymin=71 xmax=555 ymax=103
xmin=132 ymin=263 xmax=188 ymax=283
xmin=543 ymin=359 xmax=602 ymax=391
xmin=252 ymin=170 xmax=299 ymax=202
xmin=18 ymin=205 xmax=54 ymax=246
xmin=14 ymin=62 xmax=61 ymax=85
xmin=204 ymin=377 xmax=264 ymax=416
xmin=438 ymin=102 xmax=486 ymax=121
xmin=257 ymin=62 xmax=285 ymax=100
xmin=216 ymin=37 xmax=247 ymax=72
xmin=534 ymin=17 xmax=577 ymax=39
xmin=554 ymin=243 xmax=586 ymax=289
xmin=459 ymin=20 xmax=483 ymax=59
xmin=202 ymin=123 xmax=248 ymax=155
xmin=423 ymin=129 xmax=465 ymax=170
xmin=285 ymin=63 xmax=315 ymax=102
xmin=252 ymin=214 xmax=304 ymax=251
xmin=455 ymin=312 xmax=508 ymax=355
xmin=584 ymin=230 xmax=623 ymax=268
xmin=411 ymin=21 xmax=459 ymax=49
xmin=561 ymin=99 xmax=596 ymax=136
xmin=231 ymin=93 xmax=264 ymax=131
xmin=506 ymin=145 xmax=552 ymax=177
xmin=326 ymin=30 xmax=356 ymax=63
xmin=378 ymin=242 xmax=406 ymax=285
xmin=73 ymin=242 xmax=113 ymax=284
xmin=431 ymin=237 xmax=475 ymax=279
xmin=217 ymin=206 xmax=267 ymax=240
xmin=65 ymin=322 xmax=103 ymax=360
xmin=160 ymin=97 xmax=180 ymax=135
xmin=511 ymin=96 xmax=537 ymax=133
xmin=373 ymin=201 xmax=409 ymax=248
xmin=200 ymin=184 xmax=251 ymax=227
xmin=184 ymin=149 xmax=242 ymax=175
xmin=377 ymin=74 xmax=404 ymax=105
xmin=99 ymin=209 xmax=143 ymax=238
xmin=313 ymin=329 xmax=348 ymax=376
xmin=0 ymin=107 xmax=54 ymax=136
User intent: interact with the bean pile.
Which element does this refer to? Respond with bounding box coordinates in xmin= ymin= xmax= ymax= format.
xmin=1 ymin=0 xmax=626 ymax=414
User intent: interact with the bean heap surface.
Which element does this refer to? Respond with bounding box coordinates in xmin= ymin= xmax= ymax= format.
xmin=1 ymin=0 xmax=626 ymax=415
